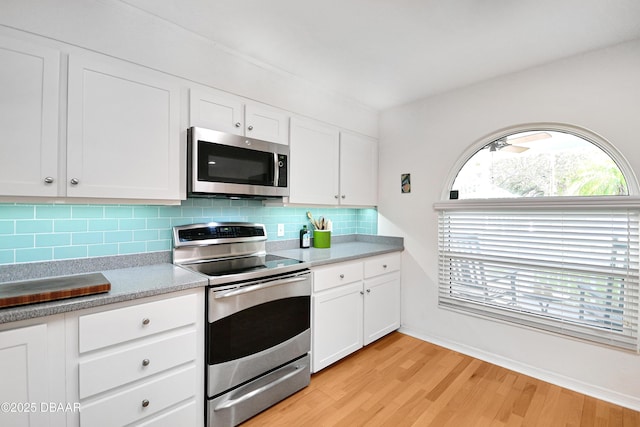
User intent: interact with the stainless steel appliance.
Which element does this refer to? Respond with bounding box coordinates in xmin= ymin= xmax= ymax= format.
xmin=173 ymin=222 xmax=310 ymax=427
xmin=188 ymin=127 xmax=289 ymax=199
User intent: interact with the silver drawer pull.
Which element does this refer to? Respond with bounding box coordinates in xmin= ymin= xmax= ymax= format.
xmin=142 ymin=318 xmax=150 ymax=326
xmin=142 ymin=399 xmax=150 ymax=408
xmin=383 ymin=264 xmax=388 ymax=268
xmin=142 ymin=359 xmax=150 ymax=367
xmin=339 ymin=274 xmax=345 ymax=279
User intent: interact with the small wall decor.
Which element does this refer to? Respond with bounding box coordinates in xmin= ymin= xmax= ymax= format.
xmin=401 ymin=173 xmax=411 ymax=193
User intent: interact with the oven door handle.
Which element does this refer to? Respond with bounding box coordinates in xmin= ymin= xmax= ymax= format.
xmin=214 ymin=276 xmax=308 ymax=299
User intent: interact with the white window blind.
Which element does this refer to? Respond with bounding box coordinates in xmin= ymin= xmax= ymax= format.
xmin=437 ymin=206 xmax=640 ymax=351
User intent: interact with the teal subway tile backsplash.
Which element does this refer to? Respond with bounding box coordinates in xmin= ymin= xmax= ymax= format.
xmin=16 ymin=248 xmax=52 ymax=263
xmin=0 ymin=234 xmax=33 ymax=250
xmin=54 ymin=219 xmax=88 ymax=233
xmin=0 ymin=200 xmax=377 ymax=265
xmin=0 ymin=205 xmax=34 ymax=219
xmin=54 ymin=245 xmax=87 ymax=260
xmin=35 ymin=205 xmax=72 ymax=219
xmin=16 ymin=220 xmax=53 ymax=234
xmin=72 ymin=206 xmax=104 ymax=218
xmin=0 ymin=221 xmax=14 ymax=234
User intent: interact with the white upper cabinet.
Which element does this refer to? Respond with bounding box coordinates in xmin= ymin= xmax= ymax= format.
xmin=244 ymin=102 xmax=289 ymax=144
xmin=67 ymin=54 xmax=183 ymax=200
xmin=289 ymin=117 xmax=378 ymax=206
xmin=190 ymin=88 xmax=289 ymax=144
xmin=0 ymin=35 xmax=60 ymax=197
xmin=289 ymin=117 xmax=340 ymax=205
xmin=0 ymin=32 xmax=184 ymax=203
xmin=339 ymin=131 xmax=378 ymax=206
xmin=189 ymin=88 xmax=244 ymax=135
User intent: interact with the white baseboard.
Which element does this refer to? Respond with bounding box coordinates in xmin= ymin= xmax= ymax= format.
xmin=398 ymin=326 xmax=640 ymax=412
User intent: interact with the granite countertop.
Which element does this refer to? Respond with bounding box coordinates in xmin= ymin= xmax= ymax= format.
xmin=0 ymin=264 xmax=207 ymax=324
xmin=272 ymin=240 xmax=404 ymax=267
xmin=0 ymin=235 xmax=403 ymax=325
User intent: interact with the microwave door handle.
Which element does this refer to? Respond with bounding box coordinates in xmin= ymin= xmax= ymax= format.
xmin=273 ymin=152 xmax=279 ymax=186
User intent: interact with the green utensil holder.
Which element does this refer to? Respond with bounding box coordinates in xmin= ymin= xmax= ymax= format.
xmin=313 ymin=230 xmax=331 ymax=248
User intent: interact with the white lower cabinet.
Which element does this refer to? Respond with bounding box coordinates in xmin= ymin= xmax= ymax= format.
xmin=65 ymin=289 xmax=204 ymax=427
xmin=312 ymin=281 xmax=364 ymax=371
xmin=311 ymin=252 xmax=401 ymax=372
xmin=0 ymin=316 xmax=67 ymax=427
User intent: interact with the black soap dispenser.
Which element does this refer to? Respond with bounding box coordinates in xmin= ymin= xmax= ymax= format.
xmin=300 ymin=225 xmax=310 ymax=248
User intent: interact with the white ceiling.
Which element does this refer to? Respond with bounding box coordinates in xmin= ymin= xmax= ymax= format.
xmin=120 ymin=0 xmax=640 ymax=111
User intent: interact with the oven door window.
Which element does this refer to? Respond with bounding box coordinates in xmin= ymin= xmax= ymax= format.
xmin=207 ymin=296 xmax=310 ymax=364
xmin=198 ymin=141 xmax=274 ymax=186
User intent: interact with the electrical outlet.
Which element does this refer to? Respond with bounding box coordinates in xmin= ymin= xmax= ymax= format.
xmin=277 ymin=223 xmax=285 ymax=237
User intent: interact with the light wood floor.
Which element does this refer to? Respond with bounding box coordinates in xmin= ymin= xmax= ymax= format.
xmin=242 ymin=332 xmax=639 ymax=427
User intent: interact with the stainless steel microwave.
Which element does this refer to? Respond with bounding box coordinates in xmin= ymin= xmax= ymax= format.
xmin=187 ymin=127 xmax=289 ymax=199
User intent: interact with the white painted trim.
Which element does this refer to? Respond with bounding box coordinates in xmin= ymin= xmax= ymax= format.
xmin=434 ymin=195 xmax=640 ymax=210
xmin=440 ymin=122 xmax=640 ymax=200
xmin=399 ymin=326 xmax=640 ymax=412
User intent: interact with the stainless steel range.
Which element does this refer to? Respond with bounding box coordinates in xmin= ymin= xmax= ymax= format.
xmin=173 ymin=222 xmax=311 ymax=427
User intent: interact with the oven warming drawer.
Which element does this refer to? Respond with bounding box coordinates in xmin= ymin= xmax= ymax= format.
xmin=208 ymin=354 xmax=310 ymax=427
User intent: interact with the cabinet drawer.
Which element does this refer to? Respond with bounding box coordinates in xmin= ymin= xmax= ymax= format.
xmin=136 ymin=400 xmax=197 ymax=427
xmin=79 ymin=293 xmax=197 ymax=353
xmin=79 ymin=329 xmax=196 ymax=399
xmin=313 ymin=261 xmax=363 ymax=292
xmin=80 ymin=365 xmax=196 ymax=427
xmin=364 ymin=253 xmax=401 ymax=278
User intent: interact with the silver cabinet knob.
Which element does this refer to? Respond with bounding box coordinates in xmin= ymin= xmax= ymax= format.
xmin=341 ymin=195 xmax=346 ymax=199
xmin=69 ymin=178 xmax=79 ymax=185
xmin=339 ymin=274 xmax=344 ymax=279
xmin=142 ymin=399 xmax=150 ymax=408
xmin=44 ymin=176 xmax=54 ymax=184
xmin=247 ymin=125 xmax=254 ymax=131
xmin=366 ymin=289 xmax=371 ymax=293
xmin=334 ymin=195 xmax=339 ymax=199
xmin=360 ymin=291 xmax=364 ymax=295
xmin=234 ymin=122 xmax=241 ymax=128
xmin=142 ymin=359 xmax=150 ymax=367
xmin=383 ymin=264 xmax=388 ymax=269
xmin=142 ymin=318 xmax=150 ymax=326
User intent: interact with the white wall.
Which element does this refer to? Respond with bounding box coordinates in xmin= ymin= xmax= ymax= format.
xmin=0 ymin=0 xmax=378 ymax=138
xmin=378 ymin=38 xmax=640 ymax=409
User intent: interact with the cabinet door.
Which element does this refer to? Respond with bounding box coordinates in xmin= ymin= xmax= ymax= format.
xmin=363 ymin=272 xmax=401 ymax=346
xmin=340 ymin=132 xmax=378 ymax=206
xmin=189 ymin=88 xmax=244 ymax=135
xmin=67 ymin=54 xmax=182 ymax=200
xmin=289 ymin=117 xmax=340 ymax=205
xmin=0 ymin=35 xmax=60 ymax=197
xmin=0 ymin=324 xmax=49 ymax=427
xmin=312 ymin=281 xmax=363 ymax=372
xmin=244 ymin=102 xmax=289 ymax=145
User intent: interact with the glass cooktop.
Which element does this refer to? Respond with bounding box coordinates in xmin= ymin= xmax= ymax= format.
xmin=183 ymin=254 xmax=307 ymax=283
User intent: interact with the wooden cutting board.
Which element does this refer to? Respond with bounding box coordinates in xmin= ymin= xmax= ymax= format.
xmin=0 ymin=272 xmax=111 ymax=309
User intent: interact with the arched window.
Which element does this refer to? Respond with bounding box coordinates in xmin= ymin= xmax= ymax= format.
xmin=435 ymin=124 xmax=640 ymax=351
xmin=452 ymin=130 xmax=628 ymax=199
